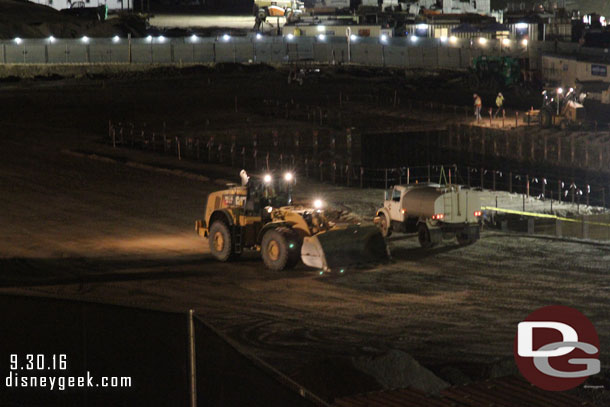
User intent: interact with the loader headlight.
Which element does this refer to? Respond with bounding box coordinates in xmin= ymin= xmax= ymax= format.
xmin=313 ymin=199 xmax=324 ymax=209
xmin=265 ymin=206 xmax=273 ymax=213
xmin=284 ymin=172 xmax=293 ymax=182
xmin=263 ymin=174 xmax=272 ymax=184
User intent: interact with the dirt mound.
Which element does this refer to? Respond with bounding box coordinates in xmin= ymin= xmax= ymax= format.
xmin=290 ymin=357 xmax=381 ymax=401
xmin=353 ymin=349 xmax=450 ymax=394
xmin=0 ymin=0 xmax=146 ymax=39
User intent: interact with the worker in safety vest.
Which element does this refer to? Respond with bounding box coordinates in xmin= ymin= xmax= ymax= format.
xmin=473 ymin=93 xmax=482 ymax=121
xmin=494 ymin=92 xmax=504 ymax=118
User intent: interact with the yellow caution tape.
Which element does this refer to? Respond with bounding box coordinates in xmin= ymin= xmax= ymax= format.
xmin=482 ymin=206 xmax=610 ymax=227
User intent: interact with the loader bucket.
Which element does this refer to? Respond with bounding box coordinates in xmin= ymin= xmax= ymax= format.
xmin=301 ymin=225 xmax=389 ymax=272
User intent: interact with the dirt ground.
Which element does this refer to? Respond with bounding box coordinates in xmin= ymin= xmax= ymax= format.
xmin=1 ymin=68 xmax=609 ymax=405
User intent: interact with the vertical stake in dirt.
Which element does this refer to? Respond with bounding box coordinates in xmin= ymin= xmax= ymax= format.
xmin=176 ymin=137 xmax=181 ymax=161
xmin=384 ymin=169 xmax=388 ymax=190
xmin=542 ymin=178 xmax=546 ymax=199
xmin=188 ymin=309 xmax=197 ymax=407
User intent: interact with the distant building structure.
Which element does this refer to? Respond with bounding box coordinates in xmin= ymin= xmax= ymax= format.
xmin=28 ymin=0 xmax=131 ymax=12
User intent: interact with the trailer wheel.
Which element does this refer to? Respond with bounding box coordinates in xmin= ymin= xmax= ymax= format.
xmin=456 ymin=233 xmax=475 ymax=246
xmin=209 ymin=221 xmax=233 ymax=262
xmin=378 ymin=213 xmax=392 ymax=237
xmin=418 ymin=224 xmax=433 ymax=248
xmin=261 ymin=228 xmax=291 ymax=271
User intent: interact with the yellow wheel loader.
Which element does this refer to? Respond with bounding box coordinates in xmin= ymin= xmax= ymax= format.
xmin=196 ymin=171 xmax=388 ymax=272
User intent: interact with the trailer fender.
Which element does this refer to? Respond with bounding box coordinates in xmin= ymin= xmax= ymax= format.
xmin=374 ymin=208 xmax=391 ymax=224
xmin=374 ymin=208 xmax=392 ymax=237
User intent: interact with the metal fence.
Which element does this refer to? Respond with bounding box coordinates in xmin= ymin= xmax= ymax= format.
xmin=106 ymin=120 xmax=610 ymax=209
xmin=0 ymin=35 xmax=603 ymax=70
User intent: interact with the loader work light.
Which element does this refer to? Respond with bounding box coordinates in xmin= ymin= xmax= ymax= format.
xmin=284 ymin=172 xmax=293 ymax=182
xmin=263 ymin=174 xmax=272 ymax=184
xmin=313 ymin=199 xmax=323 ymax=209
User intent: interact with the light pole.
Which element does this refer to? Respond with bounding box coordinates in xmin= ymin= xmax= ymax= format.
xmin=346 ymin=27 xmax=351 ymax=63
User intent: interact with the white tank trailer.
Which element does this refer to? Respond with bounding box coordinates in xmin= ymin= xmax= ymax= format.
xmin=375 ymin=183 xmax=482 ymax=247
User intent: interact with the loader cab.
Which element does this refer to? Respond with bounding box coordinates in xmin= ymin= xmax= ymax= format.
xmin=246 ymin=177 xmax=291 ymax=217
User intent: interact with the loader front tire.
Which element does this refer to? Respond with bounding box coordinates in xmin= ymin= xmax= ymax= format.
xmin=261 ymin=228 xmax=291 ymax=271
xmin=209 ymin=221 xmax=233 ymax=262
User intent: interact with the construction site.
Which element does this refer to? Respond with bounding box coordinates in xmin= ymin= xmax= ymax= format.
xmin=1 ymin=0 xmax=610 ymax=406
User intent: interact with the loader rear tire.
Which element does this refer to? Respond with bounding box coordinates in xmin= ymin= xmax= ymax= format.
xmin=261 ymin=228 xmax=292 ymax=271
xmin=209 ymin=221 xmax=233 ymax=262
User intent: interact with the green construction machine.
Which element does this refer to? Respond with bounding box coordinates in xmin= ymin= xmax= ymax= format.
xmin=467 ymin=55 xmax=523 ymax=94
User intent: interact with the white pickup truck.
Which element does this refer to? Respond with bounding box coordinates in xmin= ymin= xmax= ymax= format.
xmin=375 ymin=183 xmax=482 ymax=247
